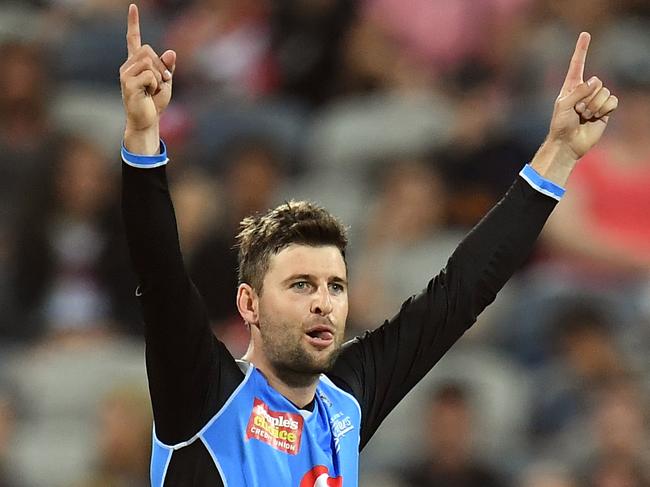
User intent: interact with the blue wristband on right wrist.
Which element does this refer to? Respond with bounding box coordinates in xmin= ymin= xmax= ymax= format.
xmin=121 ymin=140 xmax=169 ymax=168
xmin=519 ymin=164 xmax=566 ymax=201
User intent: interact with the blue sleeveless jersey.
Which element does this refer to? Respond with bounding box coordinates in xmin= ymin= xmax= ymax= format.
xmin=150 ymin=364 xmax=362 ymax=486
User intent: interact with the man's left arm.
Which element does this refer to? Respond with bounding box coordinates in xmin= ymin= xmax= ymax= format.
xmin=327 ymin=32 xmax=619 ymax=448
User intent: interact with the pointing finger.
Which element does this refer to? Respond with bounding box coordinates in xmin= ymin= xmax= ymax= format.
xmin=560 ymin=32 xmax=591 ymax=96
xmin=126 ymin=4 xmax=141 ymax=58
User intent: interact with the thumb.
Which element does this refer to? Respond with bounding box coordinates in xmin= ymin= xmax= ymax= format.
xmin=558 ymin=76 xmax=599 ymax=110
xmin=160 ymin=50 xmax=177 ymax=76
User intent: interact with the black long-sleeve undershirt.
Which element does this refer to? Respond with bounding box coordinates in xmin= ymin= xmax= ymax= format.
xmin=121 ymin=162 xmax=557 ymax=485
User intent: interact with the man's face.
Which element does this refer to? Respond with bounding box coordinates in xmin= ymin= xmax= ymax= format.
xmin=256 ymin=244 xmax=348 ymax=378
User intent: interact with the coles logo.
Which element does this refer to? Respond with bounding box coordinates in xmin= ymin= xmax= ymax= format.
xmin=245 ymin=398 xmax=303 ymax=455
xmin=300 ymin=466 xmax=343 ymax=487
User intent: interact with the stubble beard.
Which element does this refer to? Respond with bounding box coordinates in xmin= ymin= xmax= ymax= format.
xmin=259 ymin=315 xmax=342 ymax=388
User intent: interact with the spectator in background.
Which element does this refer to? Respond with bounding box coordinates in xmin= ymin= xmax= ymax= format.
xmin=76 ymin=383 xmax=152 ymax=487
xmin=0 ymin=391 xmax=21 ymax=487
xmin=171 ymin=167 xmax=222 ymax=265
xmin=10 ymin=136 xmax=133 ymax=341
xmin=164 ymin=0 xmax=273 ymax=99
xmin=581 ymin=382 xmax=650 ymax=487
xmin=361 ymin=0 xmax=532 ymax=77
xmin=298 ymin=0 xmax=457 ymax=216
xmin=520 ymin=463 xmax=578 ymax=487
xmin=270 ymin=0 xmax=357 ymax=107
xmin=398 ymin=383 xmax=503 ymax=487
xmin=188 ymin=137 xmax=285 ymax=354
xmin=349 ymin=159 xmax=462 ymax=333
xmin=0 ymin=41 xmax=57 ymax=260
xmin=167 ymin=165 xmax=225 ymax=314
xmin=48 ymin=0 xmax=165 ymax=86
xmin=531 ymin=302 xmax=632 ymax=451
xmin=341 ymin=9 xmax=438 ymax=93
xmin=435 ymin=64 xmax=532 ymax=227
xmin=0 ymin=41 xmax=52 ymax=159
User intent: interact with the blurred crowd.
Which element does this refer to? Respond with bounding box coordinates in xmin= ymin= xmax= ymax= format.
xmin=0 ymin=0 xmax=648 ymax=486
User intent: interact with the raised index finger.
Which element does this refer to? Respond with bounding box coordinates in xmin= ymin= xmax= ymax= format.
xmin=126 ymin=4 xmax=141 ymax=57
xmin=560 ymin=32 xmax=591 ymax=95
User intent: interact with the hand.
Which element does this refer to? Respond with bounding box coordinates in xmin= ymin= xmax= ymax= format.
xmin=120 ymin=4 xmax=176 ymax=153
xmin=547 ymin=32 xmax=618 ymax=160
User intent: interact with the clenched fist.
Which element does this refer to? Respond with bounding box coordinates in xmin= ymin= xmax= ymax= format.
xmin=120 ymin=4 xmax=176 ymax=155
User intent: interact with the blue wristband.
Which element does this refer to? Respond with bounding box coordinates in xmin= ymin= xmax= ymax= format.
xmin=121 ymin=140 xmax=169 ymax=168
xmin=519 ymin=164 xmax=566 ymax=201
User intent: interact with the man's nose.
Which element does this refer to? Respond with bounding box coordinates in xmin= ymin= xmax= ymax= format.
xmin=310 ymin=286 xmax=333 ymax=316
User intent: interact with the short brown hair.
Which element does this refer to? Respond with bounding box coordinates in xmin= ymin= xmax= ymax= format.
xmin=236 ymin=200 xmax=348 ymax=292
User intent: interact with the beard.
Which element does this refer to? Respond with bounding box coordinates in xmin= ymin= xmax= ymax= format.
xmin=258 ymin=312 xmax=343 ymax=387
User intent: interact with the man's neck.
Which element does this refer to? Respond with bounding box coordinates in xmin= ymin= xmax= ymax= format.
xmin=241 ymin=354 xmax=319 ymax=409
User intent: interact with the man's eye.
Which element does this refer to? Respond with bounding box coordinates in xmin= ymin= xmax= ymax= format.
xmin=292 ymin=281 xmax=309 ymax=290
xmin=329 ymin=283 xmax=345 ymax=293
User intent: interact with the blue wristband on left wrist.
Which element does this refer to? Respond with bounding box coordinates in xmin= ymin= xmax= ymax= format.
xmin=121 ymin=140 xmax=169 ymax=168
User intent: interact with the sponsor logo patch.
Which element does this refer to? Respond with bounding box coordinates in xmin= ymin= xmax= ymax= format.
xmin=245 ymin=398 xmax=303 ymax=455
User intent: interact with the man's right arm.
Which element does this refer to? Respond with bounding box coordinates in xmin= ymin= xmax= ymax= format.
xmin=120 ymin=4 xmax=242 ymax=446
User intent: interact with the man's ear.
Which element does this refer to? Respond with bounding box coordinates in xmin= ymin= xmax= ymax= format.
xmin=236 ymin=283 xmax=259 ymax=326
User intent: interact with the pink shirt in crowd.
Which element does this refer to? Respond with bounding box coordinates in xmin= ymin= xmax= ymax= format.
xmin=571 ymin=148 xmax=650 ymax=257
xmin=363 ymin=0 xmax=532 ymax=70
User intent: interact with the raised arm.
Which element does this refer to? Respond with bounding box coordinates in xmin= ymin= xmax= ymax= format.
xmin=329 ymin=33 xmax=619 ymax=447
xmin=120 ymin=4 xmax=241 ymax=445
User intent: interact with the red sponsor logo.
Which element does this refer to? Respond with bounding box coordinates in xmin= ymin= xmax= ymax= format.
xmin=300 ymin=466 xmax=343 ymax=487
xmin=245 ymin=398 xmax=303 ymax=455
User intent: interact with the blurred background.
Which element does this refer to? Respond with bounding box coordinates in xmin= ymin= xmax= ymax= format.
xmin=0 ymin=0 xmax=648 ymax=486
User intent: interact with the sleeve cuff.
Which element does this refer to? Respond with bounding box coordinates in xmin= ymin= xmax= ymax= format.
xmin=519 ymin=164 xmax=566 ymax=201
xmin=121 ymin=140 xmax=169 ymax=168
